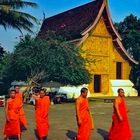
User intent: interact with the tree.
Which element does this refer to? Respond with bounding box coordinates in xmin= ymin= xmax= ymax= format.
xmin=115 ymin=14 xmax=140 ymax=59
xmin=0 ymin=43 xmax=5 ymax=62
xmin=43 ymin=32 xmax=91 ymax=85
xmin=10 ymin=34 xmax=49 ymax=82
xmin=0 ymin=35 xmax=49 ymax=94
xmin=115 ymin=14 xmax=140 ymax=95
xmin=0 ymin=0 xmax=38 ymax=32
xmin=1 ymin=32 xmax=91 ymax=91
xmin=0 ymin=52 xmax=13 ymax=94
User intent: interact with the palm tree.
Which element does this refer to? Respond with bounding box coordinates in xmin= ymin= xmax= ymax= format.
xmin=0 ymin=0 xmax=38 ymax=33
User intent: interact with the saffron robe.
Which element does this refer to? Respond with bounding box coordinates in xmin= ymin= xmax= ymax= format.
xmin=3 ymin=98 xmax=21 ymax=136
xmin=35 ymin=96 xmax=50 ymax=138
xmin=108 ymin=98 xmax=132 ymax=140
xmin=76 ymin=97 xmax=92 ymax=140
xmin=16 ymin=91 xmax=27 ymax=128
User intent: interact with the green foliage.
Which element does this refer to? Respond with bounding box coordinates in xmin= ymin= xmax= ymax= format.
xmin=0 ymin=44 xmax=5 ymax=62
xmin=43 ymin=32 xmax=91 ymax=85
xmin=1 ymin=32 xmax=91 ymax=91
xmin=0 ymin=52 xmax=12 ymax=80
xmin=115 ymin=14 xmax=140 ymax=94
xmin=115 ymin=14 xmax=140 ymax=60
xmin=0 ymin=52 xmax=14 ymax=94
xmin=11 ymin=34 xmax=49 ymax=82
xmin=0 ymin=0 xmax=38 ymax=32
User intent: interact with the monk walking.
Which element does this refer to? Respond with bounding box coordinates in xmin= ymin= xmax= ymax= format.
xmin=108 ymin=88 xmax=132 ymax=140
xmin=75 ymin=87 xmax=92 ymax=140
xmin=14 ymin=85 xmax=27 ymax=130
xmin=33 ymin=89 xmax=50 ymax=140
xmin=3 ymin=90 xmax=22 ymax=140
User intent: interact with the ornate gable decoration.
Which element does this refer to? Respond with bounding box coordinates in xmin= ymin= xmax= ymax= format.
xmin=38 ymin=0 xmax=138 ymax=65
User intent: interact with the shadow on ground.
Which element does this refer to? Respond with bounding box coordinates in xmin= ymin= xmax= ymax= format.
xmin=8 ymin=136 xmax=18 ymax=140
xmin=34 ymin=129 xmax=39 ymax=140
xmin=97 ymin=128 xmax=108 ymax=140
xmin=66 ymin=130 xmax=76 ymax=140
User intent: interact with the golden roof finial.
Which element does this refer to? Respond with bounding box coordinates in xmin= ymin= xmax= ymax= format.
xmin=103 ymin=0 xmax=108 ymax=5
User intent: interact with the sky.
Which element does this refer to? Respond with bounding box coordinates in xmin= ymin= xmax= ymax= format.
xmin=0 ymin=0 xmax=140 ymax=52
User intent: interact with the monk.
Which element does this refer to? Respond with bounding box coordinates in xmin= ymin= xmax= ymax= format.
xmin=108 ymin=88 xmax=132 ymax=140
xmin=75 ymin=87 xmax=92 ymax=140
xmin=14 ymin=85 xmax=27 ymax=130
xmin=3 ymin=90 xmax=22 ymax=140
xmin=33 ymin=89 xmax=50 ymax=140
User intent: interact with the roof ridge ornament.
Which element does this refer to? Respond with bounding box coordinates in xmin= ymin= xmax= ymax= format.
xmin=103 ymin=0 xmax=107 ymax=6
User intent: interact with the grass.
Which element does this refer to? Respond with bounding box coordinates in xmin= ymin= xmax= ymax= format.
xmin=0 ymin=97 xmax=140 ymax=140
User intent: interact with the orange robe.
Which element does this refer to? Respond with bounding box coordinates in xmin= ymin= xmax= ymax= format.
xmin=3 ymin=98 xmax=21 ymax=136
xmin=35 ymin=96 xmax=50 ymax=138
xmin=108 ymin=99 xmax=132 ymax=140
xmin=16 ymin=91 xmax=27 ymax=128
xmin=76 ymin=97 xmax=92 ymax=140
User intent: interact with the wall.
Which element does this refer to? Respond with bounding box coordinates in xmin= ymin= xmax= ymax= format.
xmin=80 ymin=16 xmax=131 ymax=96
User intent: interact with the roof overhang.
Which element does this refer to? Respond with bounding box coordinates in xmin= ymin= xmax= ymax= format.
xmin=77 ymin=0 xmax=138 ymax=65
xmin=113 ymin=38 xmax=139 ymax=65
xmin=38 ymin=0 xmax=138 ymax=65
xmin=81 ymin=0 xmax=122 ymax=41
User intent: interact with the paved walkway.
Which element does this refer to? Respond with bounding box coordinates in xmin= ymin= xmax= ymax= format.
xmin=0 ymin=97 xmax=140 ymax=140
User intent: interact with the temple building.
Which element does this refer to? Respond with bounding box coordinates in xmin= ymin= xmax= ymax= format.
xmin=38 ymin=0 xmax=138 ymax=96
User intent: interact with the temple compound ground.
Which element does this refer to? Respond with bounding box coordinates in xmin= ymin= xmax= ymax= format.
xmin=0 ymin=97 xmax=140 ymax=140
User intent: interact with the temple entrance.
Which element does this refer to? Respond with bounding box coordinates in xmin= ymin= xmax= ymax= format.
xmin=94 ymin=75 xmax=101 ymax=93
xmin=116 ymin=62 xmax=122 ymax=79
